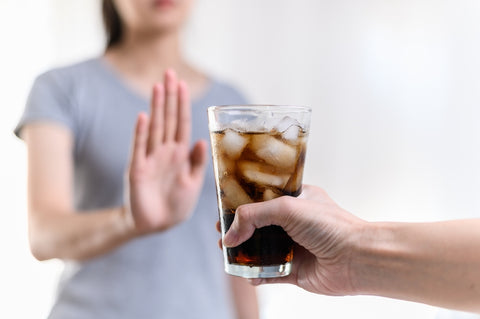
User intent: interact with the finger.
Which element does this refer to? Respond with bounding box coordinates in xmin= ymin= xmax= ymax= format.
xmin=223 ymin=197 xmax=294 ymax=248
xmin=131 ymin=112 xmax=149 ymax=169
xmin=176 ymin=80 xmax=191 ymax=144
xmin=147 ymin=83 xmax=165 ymax=154
xmin=163 ymin=69 xmax=178 ymax=142
xmin=190 ymin=139 xmax=208 ymax=180
xmin=216 ymin=221 xmax=222 ymax=249
xmin=248 ymin=245 xmax=305 ymax=285
xmin=248 ymin=277 xmax=292 ymax=286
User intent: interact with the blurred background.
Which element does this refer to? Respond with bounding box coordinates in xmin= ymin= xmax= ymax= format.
xmin=1 ymin=0 xmax=479 ymax=318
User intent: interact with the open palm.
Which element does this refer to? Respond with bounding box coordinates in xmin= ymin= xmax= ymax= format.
xmin=128 ymin=70 xmax=207 ymax=234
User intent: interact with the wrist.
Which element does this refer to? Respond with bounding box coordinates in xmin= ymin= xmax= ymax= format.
xmin=118 ymin=205 xmax=140 ymax=239
xmin=348 ymin=222 xmax=400 ymax=296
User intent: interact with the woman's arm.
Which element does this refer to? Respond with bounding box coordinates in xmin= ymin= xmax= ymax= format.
xmin=24 ymin=69 xmax=207 ymax=262
xmin=229 ymin=276 xmax=259 ymax=319
xmin=24 ymin=123 xmax=135 ymax=261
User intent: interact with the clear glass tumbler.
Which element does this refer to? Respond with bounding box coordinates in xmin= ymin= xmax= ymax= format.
xmin=208 ymin=105 xmax=311 ymax=278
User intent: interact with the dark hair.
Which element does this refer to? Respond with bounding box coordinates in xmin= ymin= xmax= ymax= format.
xmin=102 ymin=0 xmax=123 ymax=48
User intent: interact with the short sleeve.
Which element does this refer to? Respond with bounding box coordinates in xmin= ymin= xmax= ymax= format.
xmin=14 ymin=70 xmax=77 ymax=139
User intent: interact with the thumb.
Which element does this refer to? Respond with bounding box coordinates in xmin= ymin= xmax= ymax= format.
xmin=190 ymin=139 xmax=208 ymax=180
xmin=223 ymin=197 xmax=294 ymax=248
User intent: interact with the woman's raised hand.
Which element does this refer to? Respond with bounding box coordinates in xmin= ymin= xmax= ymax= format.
xmin=127 ymin=69 xmax=207 ymax=235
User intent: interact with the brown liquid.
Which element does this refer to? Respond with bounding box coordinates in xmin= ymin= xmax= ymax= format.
xmin=211 ymin=128 xmax=307 ymax=266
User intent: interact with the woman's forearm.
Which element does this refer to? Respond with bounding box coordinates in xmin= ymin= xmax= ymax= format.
xmin=229 ymin=276 xmax=259 ymax=319
xmin=28 ymin=206 xmax=136 ymax=261
xmin=24 ymin=124 xmax=137 ymax=262
xmin=352 ymin=219 xmax=480 ymax=312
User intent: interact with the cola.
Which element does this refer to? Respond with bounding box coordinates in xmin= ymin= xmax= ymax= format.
xmin=211 ymin=127 xmax=307 ymax=269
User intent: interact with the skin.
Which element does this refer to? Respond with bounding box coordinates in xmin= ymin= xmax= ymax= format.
xmin=105 ymin=0 xmax=209 ymax=100
xmin=221 ymin=185 xmax=480 ymax=314
xmin=25 ymin=72 xmax=203 ymax=260
xmin=23 ymin=1 xmax=258 ymax=318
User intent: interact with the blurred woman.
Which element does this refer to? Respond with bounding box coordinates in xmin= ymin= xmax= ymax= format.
xmin=15 ymin=0 xmax=258 ymax=318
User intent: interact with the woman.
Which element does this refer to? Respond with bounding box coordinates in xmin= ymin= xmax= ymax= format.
xmin=15 ymin=0 xmax=258 ymax=318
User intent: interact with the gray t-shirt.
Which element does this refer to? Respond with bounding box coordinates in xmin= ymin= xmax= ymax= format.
xmin=16 ymin=58 xmax=247 ymax=319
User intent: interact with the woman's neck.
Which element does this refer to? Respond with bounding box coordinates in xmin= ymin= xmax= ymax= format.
xmin=104 ymin=30 xmax=208 ymax=100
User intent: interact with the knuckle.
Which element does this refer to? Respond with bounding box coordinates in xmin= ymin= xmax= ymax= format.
xmin=278 ymin=197 xmax=299 ymax=221
xmin=236 ymin=205 xmax=252 ymax=224
xmin=279 ymin=196 xmax=294 ymax=211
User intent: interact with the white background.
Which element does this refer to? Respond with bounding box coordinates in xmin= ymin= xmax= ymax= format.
xmin=1 ymin=0 xmax=479 ymax=318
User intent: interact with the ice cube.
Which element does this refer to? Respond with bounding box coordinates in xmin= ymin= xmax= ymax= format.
xmin=284 ymin=146 xmax=306 ymax=195
xmin=215 ymin=156 xmax=235 ymax=178
xmin=284 ymin=169 xmax=304 ymax=195
xmin=276 ymin=116 xmax=301 ymax=133
xmin=230 ymin=119 xmax=248 ymax=132
xmin=239 ymin=161 xmax=290 ymax=188
xmin=221 ymin=177 xmax=253 ymax=208
xmin=282 ymin=125 xmax=302 ymax=144
xmin=246 ymin=116 xmax=274 ymax=133
xmin=251 ymin=135 xmax=298 ymax=169
xmin=263 ymin=188 xmax=282 ymax=201
xmin=221 ymin=129 xmax=248 ymax=159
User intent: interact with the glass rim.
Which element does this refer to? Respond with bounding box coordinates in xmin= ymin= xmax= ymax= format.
xmin=207 ymin=104 xmax=311 ymax=113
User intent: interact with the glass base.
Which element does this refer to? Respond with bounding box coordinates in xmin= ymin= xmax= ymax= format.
xmin=225 ymin=262 xmax=291 ymax=279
